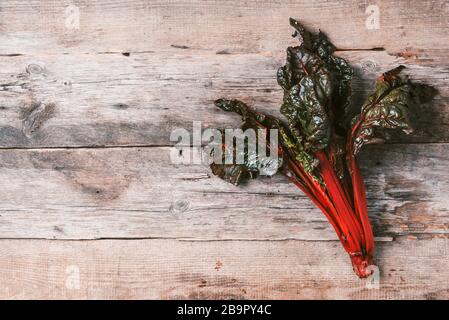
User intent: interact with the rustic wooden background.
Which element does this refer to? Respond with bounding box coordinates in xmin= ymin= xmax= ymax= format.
xmin=0 ymin=0 xmax=448 ymax=299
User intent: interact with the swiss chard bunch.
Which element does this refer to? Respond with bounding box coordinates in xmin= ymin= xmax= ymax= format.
xmin=210 ymin=18 xmax=434 ymax=278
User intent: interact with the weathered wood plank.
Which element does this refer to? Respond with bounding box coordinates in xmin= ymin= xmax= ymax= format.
xmin=0 ymin=144 xmax=447 ymax=240
xmin=0 ymin=238 xmax=448 ymax=299
xmin=0 ymin=50 xmax=447 ymax=147
xmin=0 ymin=0 xmax=447 ymax=55
xmin=0 ymin=0 xmax=446 ymax=300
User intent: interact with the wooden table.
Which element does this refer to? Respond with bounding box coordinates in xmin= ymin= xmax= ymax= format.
xmin=0 ymin=0 xmax=448 ymax=299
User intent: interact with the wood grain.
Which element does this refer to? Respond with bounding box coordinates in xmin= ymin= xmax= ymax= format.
xmin=0 ymin=0 xmax=447 ymax=299
xmin=0 ymin=238 xmax=448 ymax=299
xmin=0 ymin=144 xmax=446 ymax=240
xmin=0 ymin=50 xmax=447 ymax=147
xmin=0 ymin=0 xmax=447 ymax=55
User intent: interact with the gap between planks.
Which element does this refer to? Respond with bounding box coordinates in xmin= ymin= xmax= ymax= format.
xmin=0 ymin=47 xmax=387 ymax=57
xmin=0 ymin=141 xmax=446 ymax=151
xmin=0 ymin=237 xmax=395 ymax=242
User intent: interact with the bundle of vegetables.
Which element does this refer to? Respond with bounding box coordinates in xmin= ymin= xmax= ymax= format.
xmin=210 ymin=18 xmax=433 ymax=277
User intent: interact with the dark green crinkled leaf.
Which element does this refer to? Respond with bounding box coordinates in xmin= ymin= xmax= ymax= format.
xmin=351 ymin=66 xmax=431 ymax=154
xmin=210 ymin=99 xmax=283 ymax=185
xmin=210 ymin=154 xmax=260 ymax=186
xmin=275 ymin=18 xmax=355 ymax=181
xmin=212 ymin=19 xmax=356 ymax=184
xmin=282 ymin=76 xmax=332 ymax=151
xmin=277 ymin=38 xmax=333 ymax=153
xmin=277 ymin=18 xmax=354 ymax=156
xmin=208 ymin=18 xmax=436 ymax=278
xmin=326 ymin=56 xmax=353 ymax=129
xmin=288 ymin=18 xmax=353 ymax=131
xmin=210 ymin=19 xmax=434 ymax=189
xmin=214 ymin=98 xmax=321 ymax=180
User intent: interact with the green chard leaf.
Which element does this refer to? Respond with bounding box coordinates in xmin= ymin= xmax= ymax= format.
xmin=210 ymin=99 xmax=283 ymax=185
xmin=287 ymin=18 xmax=354 ymax=132
xmin=350 ymin=66 xmax=433 ymax=154
xmin=277 ymin=32 xmax=333 ymax=152
xmin=276 ymin=18 xmax=354 ymax=180
xmin=210 ymin=152 xmax=260 ymax=186
xmin=212 ymin=19 xmax=357 ymax=185
xmin=311 ymin=31 xmax=353 ymax=128
xmin=208 ymin=18 xmax=437 ymax=279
